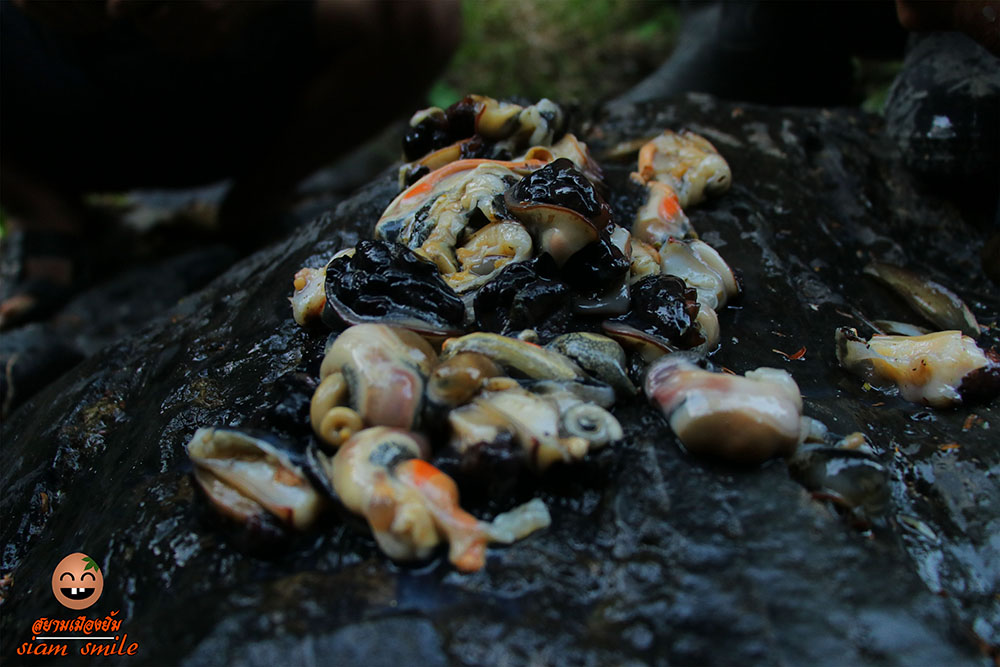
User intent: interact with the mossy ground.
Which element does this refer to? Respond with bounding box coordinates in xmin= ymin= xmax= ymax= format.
xmin=430 ymin=0 xmax=682 ymax=108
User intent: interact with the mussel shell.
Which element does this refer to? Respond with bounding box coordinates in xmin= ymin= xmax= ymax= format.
xmin=560 ymin=235 xmax=631 ymax=292
xmin=788 ymin=445 xmax=890 ymax=517
xmin=503 ymin=158 xmax=612 ymax=228
xmin=546 ymin=333 xmax=636 ymax=398
xmin=473 ymin=256 xmax=569 ymax=334
xmin=403 ymin=111 xmax=452 ymax=162
xmin=605 ymin=275 xmax=702 ymax=349
xmin=402 ymin=97 xmax=480 ymax=162
xmin=323 ymin=240 xmax=466 ymax=336
xmin=186 ymin=427 xmax=325 ymax=531
xmin=956 ymin=348 xmax=1000 ymax=404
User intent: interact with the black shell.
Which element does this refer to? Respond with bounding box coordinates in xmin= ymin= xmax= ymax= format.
xmin=560 ymin=236 xmax=630 ymax=291
xmin=606 ymin=275 xmax=702 ymax=348
xmin=401 ymin=96 xmax=482 ymax=162
xmin=788 ymin=445 xmax=889 ymax=517
xmin=957 ymin=349 xmax=1000 ymax=405
xmin=322 ymin=240 xmax=466 ymax=335
xmin=473 ymin=256 xmax=569 ymax=334
xmin=403 ymin=114 xmax=452 ymax=162
xmin=504 ymin=158 xmax=612 ymax=228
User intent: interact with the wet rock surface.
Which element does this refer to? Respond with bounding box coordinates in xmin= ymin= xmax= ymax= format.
xmin=3 ymin=95 xmax=998 ymax=665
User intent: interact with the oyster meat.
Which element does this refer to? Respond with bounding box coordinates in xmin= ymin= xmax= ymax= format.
xmin=835 ymin=327 xmax=1000 ymax=407
xmin=644 ymin=354 xmax=805 ymax=464
xmin=186 ymin=427 xmax=325 ymax=531
xmin=636 ymin=129 xmax=732 ymax=208
xmin=323 ymin=427 xmax=550 ymax=571
xmin=311 ymin=323 xmax=438 ymax=448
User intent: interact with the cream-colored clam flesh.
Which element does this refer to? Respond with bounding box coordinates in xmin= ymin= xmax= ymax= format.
xmin=835 ymin=328 xmax=993 ymax=407
xmin=318 ymin=324 xmax=437 ymax=430
xmin=427 ymin=352 xmax=503 ymax=408
xmin=376 ymin=159 xmax=540 ymax=248
xmin=470 ymin=387 xmax=591 ymax=471
xmin=692 ymin=306 xmax=721 ymax=354
xmin=628 ymin=237 xmax=662 ymax=284
xmin=546 ymin=133 xmax=604 ymax=185
xmin=637 ymin=130 xmax=732 ymax=208
xmin=445 ymin=220 xmax=533 ymax=292
xmin=290 ymin=266 xmax=327 ymax=326
xmin=331 ymin=426 xmax=549 ymax=571
xmin=448 ymin=401 xmax=514 ymax=455
xmin=528 ymin=382 xmax=623 ymax=447
xmin=186 ymin=428 xmax=323 ymax=530
xmin=474 ymin=96 xmax=525 ymax=139
xmin=631 ymin=177 xmax=694 ymax=248
xmin=192 ymin=467 xmax=275 ymax=527
xmin=510 ymin=201 xmax=601 ymax=267
xmin=644 ymin=357 xmax=803 ymax=464
xmin=508 ymin=98 xmax=564 ymax=147
xmin=660 ymin=239 xmax=739 ymax=310
xmin=330 ymin=428 xmax=439 ymax=562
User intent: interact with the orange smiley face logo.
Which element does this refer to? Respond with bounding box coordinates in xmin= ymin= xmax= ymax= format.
xmin=51 ymin=553 xmax=103 ymax=610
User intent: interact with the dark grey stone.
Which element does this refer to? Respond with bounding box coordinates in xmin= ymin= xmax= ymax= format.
xmin=2 ymin=95 xmax=997 ymax=665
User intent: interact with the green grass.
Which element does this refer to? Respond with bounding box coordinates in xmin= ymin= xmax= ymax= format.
xmin=432 ymin=0 xmax=681 ymax=108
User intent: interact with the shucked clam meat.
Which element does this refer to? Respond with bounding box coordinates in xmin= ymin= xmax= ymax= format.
xmin=644 ymin=354 xmax=806 ymax=464
xmin=426 ymin=351 xmax=504 ymax=410
xmin=659 ymin=238 xmax=740 ymax=311
xmin=318 ymin=426 xmax=551 ymax=571
xmin=186 ymin=427 xmax=325 ymax=531
xmin=310 ymin=323 xmax=438 ymax=448
xmin=376 ymin=160 xmax=542 ymax=290
xmin=503 ymin=157 xmax=614 ymax=267
xmin=441 ymin=331 xmax=586 ymax=383
xmin=629 ymin=174 xmax=694 ymax=249
xmin=835 ymin=327 xmax=1000 ymax=408
xmin=290 ymin=266 xmax=327 ymax=327
xmin=400 ymin=95 xmax=566 ymax=185
xmin=448 ymin=380 xmax=622 ymax=473
xmin=636 ymin=129 xmax=732 ymax=209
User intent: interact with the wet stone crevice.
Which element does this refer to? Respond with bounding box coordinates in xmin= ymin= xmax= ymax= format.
xmin=3 ymin=94 xmax=999 ymax=665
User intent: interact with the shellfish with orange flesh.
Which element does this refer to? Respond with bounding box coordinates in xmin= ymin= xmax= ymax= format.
xmin=629 ymin=174 xmax=695 ymax=249
xmin=325 ymin=427 xmax=550 ymax=571
xmin=636 ymin=129 xmax=732 ymax=209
